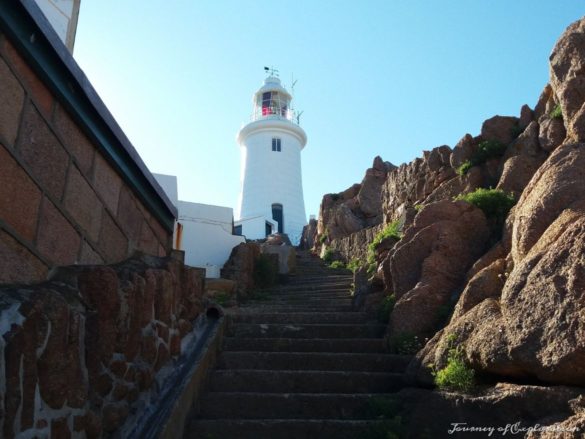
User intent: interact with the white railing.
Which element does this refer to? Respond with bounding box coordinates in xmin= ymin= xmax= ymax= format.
xmin=251 ymin=106 xmax=301 ymax=125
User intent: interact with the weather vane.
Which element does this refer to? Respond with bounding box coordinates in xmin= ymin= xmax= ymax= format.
xmin=264 ymin=66 xmax=279 ymax=78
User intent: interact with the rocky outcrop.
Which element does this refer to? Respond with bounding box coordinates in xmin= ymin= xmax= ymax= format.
xmin=316 ymin=156 xmax=395 ymax=244
xmin=410 ymin=142 xmax=585 ymax=386
xmin=221 ymin=242 xmax=260 ymax=297
xmin=0 ymin=253 xmax=206 ymax=438
xmin=261 ymin=242 xmax=297 ymax=275
xmin=387 ymin=200 xmax=490 ymax=340
xmin=327 ymin=225 xmax=382 ymax=263
xmin=382 ymin=145 xmax=457 ymax=224
xmin=481 ymin=115 xmax=520 ymax=145
xmin=550 ymin=17 xmax=585 ymax=143
xmin=300 ymin=218 xmax=317 ymax=250
xmin=309 ymin=16 xmax=585 ymax=408
xmin=497 ymin=121 xmax=548 ymax=197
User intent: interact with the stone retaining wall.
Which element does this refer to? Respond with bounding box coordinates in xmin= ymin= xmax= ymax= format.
xmin=0 ymin=253 xmax=205 ymax=438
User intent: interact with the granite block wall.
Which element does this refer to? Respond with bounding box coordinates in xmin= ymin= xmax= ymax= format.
xmin=0 ymin=31 xmax=171 ymax=285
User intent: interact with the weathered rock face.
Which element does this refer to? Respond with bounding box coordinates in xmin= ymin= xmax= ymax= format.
xmin=411 ymin=143 xmax=585 ymax=386
xmin=0 ymin=253 xmax=205 ymax=439
xmin=511 ymin=142 xmax=585 ymax=263
xmin=481 ymin=115 xmax=520 ymax=145
xmin=261 ymin=243 xmax=297 ymax=275
xmin=497 ymin=121 xmax=548 ymax=197
xmin=221 ymin=242 xmax=260 ymax=297
xmin=316 ymin=156 xmax=395 ymax=244
xmin=300 ymin=218 xmax=317 ymax=250
xmin=526 ymin=394 xmax=585 ymax=438
xmin=309 ymin=16 xmax=585 ymax=400
xmin=327 ymin=225 xmax=382 ymax=263
xmin=387 ymin=200 xmax=490 ymax=340
xmin=550 ymin=16 xmax=585 ymax=143
xmin=382 ymin=145 xmax=459 ymax=224
xmin=539 ymin=115 xmax=567 ymax=152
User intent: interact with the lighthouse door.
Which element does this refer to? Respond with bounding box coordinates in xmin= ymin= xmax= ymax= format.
xmin=272 ymin=204 xmax=284 ymax=234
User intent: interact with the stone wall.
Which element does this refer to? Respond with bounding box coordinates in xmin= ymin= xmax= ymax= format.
xmin=0 ymin=30 xmax=172 ymax=285
xmin=0 ymin=253 xmax=205 ymax=438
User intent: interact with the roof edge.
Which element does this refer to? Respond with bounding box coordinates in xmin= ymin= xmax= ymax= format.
xmin=0 ymin=1 xmax=178 ymax=232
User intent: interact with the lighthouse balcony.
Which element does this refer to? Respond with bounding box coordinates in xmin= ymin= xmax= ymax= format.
xmin=252 ymin=106 xmax=300 ymax=125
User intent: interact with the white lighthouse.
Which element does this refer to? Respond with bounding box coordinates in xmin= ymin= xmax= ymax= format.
xmin=235 ymin=70 xmax=307 ymax=245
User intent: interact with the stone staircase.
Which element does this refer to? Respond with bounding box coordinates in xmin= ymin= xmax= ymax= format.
xmin=185 ymin=252 xmax=410 ymax=439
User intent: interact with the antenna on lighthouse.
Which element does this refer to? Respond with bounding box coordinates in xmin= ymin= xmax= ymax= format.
xmin=291 ymin=74 xmax=298 ymax=95
xmin=296 ymin=110 xmax=304 ymax=124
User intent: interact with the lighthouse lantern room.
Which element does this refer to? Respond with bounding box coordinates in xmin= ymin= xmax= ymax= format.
xmin=235 ymin=69 xmax=308 ymax=245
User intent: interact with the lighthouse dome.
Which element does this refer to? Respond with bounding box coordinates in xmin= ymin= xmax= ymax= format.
xmin=251 ymin=76 xmax=295 ymax=123
xmin=255 ymin=76 xmax=292 ymax=100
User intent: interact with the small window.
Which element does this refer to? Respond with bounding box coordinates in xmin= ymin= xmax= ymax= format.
xmin=234 ymin=225 xmax=242 ymax=236
xmin=271 ymin=137 xmax=281 ymax=152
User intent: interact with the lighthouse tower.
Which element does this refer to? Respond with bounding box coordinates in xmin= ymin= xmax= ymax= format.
xmin=235 ymin=71 xmax=307 ymax=245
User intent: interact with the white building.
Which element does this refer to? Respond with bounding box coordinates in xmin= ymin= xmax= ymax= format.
xmin=235 ymin=73 xmax=308 ymax=245
xmin=153 ymin=174 xmax=245 ymax=278
xmin=34 ymin=0 xmax=81 ymax=52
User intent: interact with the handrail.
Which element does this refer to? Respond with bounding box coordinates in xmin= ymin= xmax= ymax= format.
xmin=251 ymin=106 xmax=301 ymax=125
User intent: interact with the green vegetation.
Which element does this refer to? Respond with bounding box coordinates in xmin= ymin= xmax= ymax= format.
xmin=456 ymin=160 xmax=473 ymax=176
xmin=330 ymin=193 xmax=342 ymax=202
xmin=366 ymin=220 xmax=402 ymax=267
xmin=456 ymin=139 xmax=507 ymax=175
xmin=414 ymin=204 xmax=425 ymax=212
xmin=329 ymin=260 xmax=345 ymax=269
xmin=322 ymin=248 xmax=334 ymax=264
xmin=389 ymin=332 xmax=423 ymax=355
xmin=431 ymin=335 xmax=475 ymax=393
xmin=318 ymin=229 xmax=328 ymax=244
xmin=253 ymin=254 xmax=278 ymax=289
xmin=551 ymin=103 xmax=563 ymax=120
xmin=364 ymin=395 xmax=433 ymax=439
xmin=455 ymin=188 xmax=516 ymax=228
xmin=473 ymin=139 xmax=507 ymax=163
xmin=346 ymin=258 xmax=362 ymax=273
xmin=363 ymin=396 xmax=405 ymax=439
xmin=369 ymin=221 xmax=402 ymax=253
xmin=377 ymin=294 xmax=396 ymax=323
xmin=213 ymin=292 xmax=230 ymax=306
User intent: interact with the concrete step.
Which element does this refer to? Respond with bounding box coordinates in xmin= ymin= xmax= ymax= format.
xmin=230 ymin=323 xmax=386 ymax=339
xmin=186 ymin=419 xmax=390 ymax=439
xmin=248 ymin=294 xmax=352 ymax=307
xmin=208 ymin=369 xmax=405 ymax=393
xmin=231 ymin=312 xmax=370 ymax=324
xmin=217 ymin=352 xmax=410 ymax=372
xmin=223 ymin=337 xmax=389 ymax=353
xmin=266 ymin=285 xmax=351 ymax=297
xmin=197 ymin=392 xmax=395 ymax=420
xmin=245 ymin=297 xmax=353 ymax=307
xmin=269 ymin=290 xmax=352 ymax=300
xmin=287 ymin=275 xmax=353 ymax=282
xmin=237 ymin=305 xmax=355 ymax=313
xmin=270 ymin=277 xmax=353 ymax=290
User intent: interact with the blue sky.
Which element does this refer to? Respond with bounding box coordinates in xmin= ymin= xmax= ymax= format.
xmin=74 ymin=1 xmax=584 ymax=219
